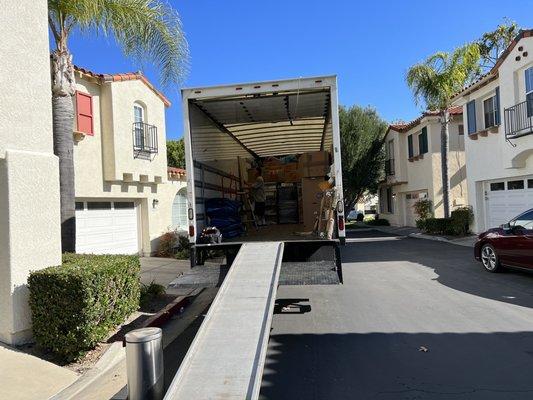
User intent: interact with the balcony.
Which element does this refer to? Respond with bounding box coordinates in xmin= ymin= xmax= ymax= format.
xmin=385 ymin=158 xmax=395 ymax=176
xmin=132 ymin=122 xmax=158 ymax=160
xmin=504 ymin=99 xmax=533 ymax=139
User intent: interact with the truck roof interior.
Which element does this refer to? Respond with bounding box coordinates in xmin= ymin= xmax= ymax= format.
xmin=188 ymin=86 xmax=334 ymax=161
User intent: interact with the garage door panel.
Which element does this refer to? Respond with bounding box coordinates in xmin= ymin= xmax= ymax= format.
xmin=76 ymin=201 xmax=139 ymax=255
xmin=486 ymin=177 xmax=533 ymax=230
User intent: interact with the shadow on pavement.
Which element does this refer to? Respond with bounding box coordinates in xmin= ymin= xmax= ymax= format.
xmin=260 ymin=331 xmax=533 ymax=400
xmin=342 ymin=229 xmax=533 ymax=310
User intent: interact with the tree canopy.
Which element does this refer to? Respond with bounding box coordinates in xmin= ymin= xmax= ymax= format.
xmin=477 ymin=20 xmax=520 ymax=72
xmin=406 ymin=43 xmax=481 ymax=111
xmin=167 ymin=138 xmax=185 ymax=168
xmin=340 ymin=105 xmax=388 ymax=209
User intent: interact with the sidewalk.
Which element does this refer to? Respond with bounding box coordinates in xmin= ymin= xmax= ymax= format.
xmin=349 ymin=224 xmax=477 ymax=248
xmin=0 ymin=344 xmax=78 ymax=400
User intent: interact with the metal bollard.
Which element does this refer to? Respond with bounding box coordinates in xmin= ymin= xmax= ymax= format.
xmin=125 ymin=327 xmax=164 ymax=400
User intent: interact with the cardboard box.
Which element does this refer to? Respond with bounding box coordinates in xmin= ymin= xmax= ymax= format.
xmin=285 ymin=170 xmax=302 ymax=183
xmin=298 ymin=151 xmax=330 ymax=178
xmin=301 ymin=177 xmax=325 ymax=230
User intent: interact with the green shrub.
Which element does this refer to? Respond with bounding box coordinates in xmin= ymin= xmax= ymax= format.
xmin=423 ymin=218 xmax=454 ymax=235
xmin=450 ymin=206 xmax=474 ymax=235
xmin=157 ymin=231 xmax=177 ymax=257
xmin=28 ymin=254 xmax=141 ymax=361
xmin=413 ymin=199 xmax=433 ymax=220
xmin=366 ymin=218 xmax=390 ymax=226
xmin=415 ymin=219 xmax=426 ymax=230
xmin=175 ymin=235 xmax=191 ymax=260
xmin=140 ymin=281 xmax=166 ymax=308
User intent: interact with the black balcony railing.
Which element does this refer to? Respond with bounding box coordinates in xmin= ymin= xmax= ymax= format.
xmin=132 ymin=122 xmax=158 ymax=159
xmin=385 ymin=158 xmax=395 ymax=176
xmin=504 ymin=99 xmax=533 ymax=139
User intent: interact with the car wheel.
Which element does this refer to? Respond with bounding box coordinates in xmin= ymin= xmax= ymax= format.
xmin=481 ymin=244 xmax=501 ymax=272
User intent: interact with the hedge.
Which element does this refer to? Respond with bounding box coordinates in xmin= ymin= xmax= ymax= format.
xmin=417 ymin=207 xmax=473 ymax=236
xmin=28 ymin=253 xmax=141 ymax=361
xmin=366 ymin=218 xmax=390 ymax=226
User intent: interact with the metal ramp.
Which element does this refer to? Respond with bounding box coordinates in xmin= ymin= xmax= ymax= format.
xmin=164 ymin=241 xmax=284 ymax=400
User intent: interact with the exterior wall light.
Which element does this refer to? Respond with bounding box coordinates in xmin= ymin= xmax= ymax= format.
xmin=152 ymin=199 xmax=159 ymax=209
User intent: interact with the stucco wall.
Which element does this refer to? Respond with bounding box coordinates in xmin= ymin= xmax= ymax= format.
xmin=73 ymin=74 xmax=185 ymax=254
xmin=454 ymin=36 xmax=533 ymax=232
xmin=0 ymin=0 xmax=62 ymax=344
xmin=380 ymin=118 xmax=467 ymax=226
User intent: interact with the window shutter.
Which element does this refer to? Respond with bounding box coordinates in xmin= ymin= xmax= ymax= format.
xmin=467 ymin=100 xmax=477 ymax=134
xmin=407 ymin=135 xmax=413 ymax=158
xmin=419 ymin=127 xmax=428 ymax=154
xmin=526 ymin=67 xmax=533 ymax=93
xmin=495 ymin=87 xmax=501 ymax=125
xmin=76 ymin=91 xmax=94 ymax=136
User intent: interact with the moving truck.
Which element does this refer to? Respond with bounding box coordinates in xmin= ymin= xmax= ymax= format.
xmin=181 ymin=76 xmax=345 ymax=269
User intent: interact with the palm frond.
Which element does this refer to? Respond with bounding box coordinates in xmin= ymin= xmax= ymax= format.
xmin=49 ymin=0 xmax=189 ymax=87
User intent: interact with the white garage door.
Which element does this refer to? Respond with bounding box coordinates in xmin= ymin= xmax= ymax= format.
xmin=485 ymin=176 xmax=533 ymax=229
xmin=76 ymin=201 xmax=139 ymax=254
xmin=405 ymin=191 xmax=428 ymax=227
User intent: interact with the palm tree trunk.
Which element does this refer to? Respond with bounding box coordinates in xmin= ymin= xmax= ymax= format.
xmin=440 ymin=109 xmax=450 ymax=218
xmin=51 ymin=50 xmax=76 ymax=252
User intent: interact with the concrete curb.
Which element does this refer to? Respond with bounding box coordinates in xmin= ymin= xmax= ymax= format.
xmin=49 ymin=341 xmax=125 ymax=400
xmin=407 ymin=233 xmax=475 ymax=248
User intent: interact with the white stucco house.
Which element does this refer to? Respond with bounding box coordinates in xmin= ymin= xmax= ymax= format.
xmin=452 ymin=29 xmax=533 ymax=233
xmin=377 ymin=108 xmax=468 ymax=226
xmin=1 ymin=1 xmax=62 ymax=344
xmin=72 ymin=66 xmax=187 ymax=255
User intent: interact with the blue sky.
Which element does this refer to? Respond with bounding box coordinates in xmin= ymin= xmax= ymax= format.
xmin=62 ymin=0 xmax=533 ymax=140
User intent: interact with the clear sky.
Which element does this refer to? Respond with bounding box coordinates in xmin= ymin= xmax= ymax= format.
xmin=62 ymin=0 xmax=533 ymax=140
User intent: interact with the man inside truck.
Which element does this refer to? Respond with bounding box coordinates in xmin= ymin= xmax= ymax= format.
xmin=250 ymin=168 xmax=266 ymax=226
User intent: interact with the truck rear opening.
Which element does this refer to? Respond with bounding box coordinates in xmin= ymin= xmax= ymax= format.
xmin=181 ymin=76 xmax=345 ymax=254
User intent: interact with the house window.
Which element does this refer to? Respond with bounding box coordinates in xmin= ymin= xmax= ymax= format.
xmin=526 ymin=67 xmax=533 ymax=118
xmin=172 ymin=188 xmax=188 ymax=229
xmin=133 ymin=103 xmax=146 ymax=150
xmin=458 ymin=124 xmax=464 ymax=135
xmin=418 ymin=127 xmax=428 ymax=154
xmin=75 ymin=91 xmax=94 ymax=135
xmin=467 ymin=100 xmax=477 ymax=134
xmin=483 ymin=95 xmax=498 ymax=128
xmin=490 ymin=182 xmax=505 ymax=191
xmin=407 ymin=134 xmax=414 ymax=158
xmin=528 ymin=179 xmax=533 ymax=189
xmin=386 ymin=187 xmax=394 ymax=213
xmin=507 ymin=180 xmax=524 ymax=190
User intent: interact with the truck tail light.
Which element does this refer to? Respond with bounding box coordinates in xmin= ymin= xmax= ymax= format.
xmin=338 ymin=215 xmax=345 ymax=231
xmin=189 ymin=225 xmax=195 ymax=237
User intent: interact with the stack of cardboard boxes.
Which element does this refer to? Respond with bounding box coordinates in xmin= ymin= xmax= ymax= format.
xmin=299 ymin=151 xmax=331 ymax=230
xmin=245 ymin=151 xmax=331 ymax=230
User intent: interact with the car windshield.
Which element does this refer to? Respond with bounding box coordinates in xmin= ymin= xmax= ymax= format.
xmin=510 ymin=210 xmax=533 ymax=229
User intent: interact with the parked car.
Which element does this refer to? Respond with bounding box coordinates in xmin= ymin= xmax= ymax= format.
xmin=347 ymin=210 xmax=359 ymax=221
xmin=474 ymin=209 xmax=533 ymax=272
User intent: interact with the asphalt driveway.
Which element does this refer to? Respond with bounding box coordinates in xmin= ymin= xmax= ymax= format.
xmin=260 ymin=229 xmax=533 ymax=400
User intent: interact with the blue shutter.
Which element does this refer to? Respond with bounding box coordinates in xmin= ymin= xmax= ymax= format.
xmin=526 ymin=67 xmax=533 ymax=93
xmin=495 ymin=87 xmax=501 ymax=125
xmin=467 ymin=100 xmax=477 ymax=134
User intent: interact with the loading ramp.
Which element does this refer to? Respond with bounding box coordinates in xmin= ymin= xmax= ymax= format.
xmin=164 ymin=241 xmax=284 ymax=400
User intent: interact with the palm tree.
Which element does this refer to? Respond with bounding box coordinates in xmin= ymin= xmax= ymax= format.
xmin=48 ymin=0 xmax=188 ymax=252
xmin=406 ymin=44 xmax=480 ymax=218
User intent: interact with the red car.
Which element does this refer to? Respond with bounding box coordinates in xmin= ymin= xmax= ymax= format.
xmin=474 ymin=209 xmax=533 ymax=272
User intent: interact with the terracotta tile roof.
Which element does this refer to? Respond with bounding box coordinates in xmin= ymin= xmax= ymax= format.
xmin=453 ymin=29 xmax=533 ymax=99
xmin=388 ymin=106 xmax=463 ymax=134
xmin=74 ymin=66 xmax=171 ymax=107
xmin=167 ymin=167 xmax=186 ymax=179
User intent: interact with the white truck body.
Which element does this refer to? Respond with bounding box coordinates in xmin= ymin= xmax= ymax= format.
xmin=181 ymin=75 xmax=345 ymax=246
